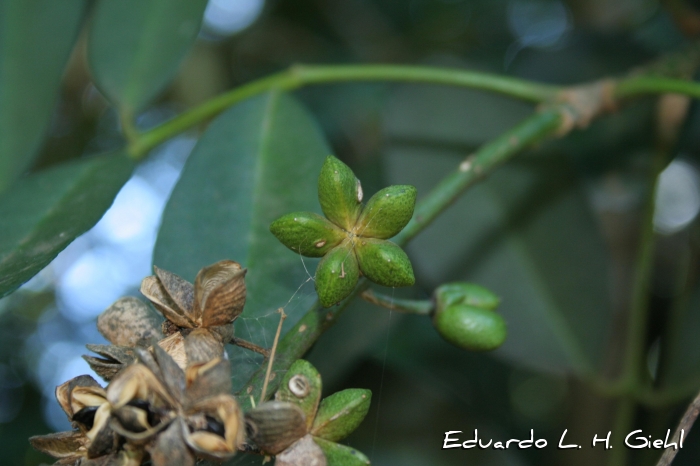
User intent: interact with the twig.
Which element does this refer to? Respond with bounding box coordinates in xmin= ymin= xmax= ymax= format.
xmin=259 ymin=308 xmax=286 ymax=404
xmin=360 ymin=289 xmax=433 ymax=315
xmin=230 ymin=337 xmax=271 ymax=358
xmin=655 ymin=389 xmax=700 ymax=466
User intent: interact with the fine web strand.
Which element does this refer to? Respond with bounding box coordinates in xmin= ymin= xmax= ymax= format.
xmin=370 ymin=286 xmax=396 ymax=461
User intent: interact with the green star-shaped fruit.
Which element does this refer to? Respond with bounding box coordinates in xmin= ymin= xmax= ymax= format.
xmin=245 ymin=360 xmax=372 ymax=465
xmin=270 ymin=155 xmax=417 ymax=307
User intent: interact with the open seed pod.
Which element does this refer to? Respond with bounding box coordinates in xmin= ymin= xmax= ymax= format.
xmin=184 ymin=357 xmax=232 ymax=406
xmin=147 ymin=417 xmax=195 ymax=466
xmin=83 ymin=345 xmax=138 ymax=382
xmin=183 ymin=394 xmax=244 ymax=461
xmin=140 ymin=267 xmax=196 ymax=328
xmin=29 ymin=430 xmax=88 ymax=464
xmin=244 ymin=401 xmax=307 ymax=455
xmin=106 ymin=364 xmax=177 ymax=442
xmin=193 ymin=260 xmax=247 ymax=326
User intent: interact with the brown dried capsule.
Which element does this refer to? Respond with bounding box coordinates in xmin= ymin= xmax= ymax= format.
xmin=244 ymin=401 xmax=307 ymax=455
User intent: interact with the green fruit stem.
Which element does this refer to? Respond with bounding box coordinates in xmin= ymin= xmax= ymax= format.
xmin=360 ymin=289 xmax=433 ymax=316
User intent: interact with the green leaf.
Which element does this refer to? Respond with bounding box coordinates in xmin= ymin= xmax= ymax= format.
xmin=153 ymin=91 xmax=330 ymax=390
xmin=318 ymin=155 xmax=363 ymax=231
xmin=0 ymin=152 xmax=134 ymax=298
xmin=88 ymin=0 xmax=207 ymax=114
xmin=385 ymin=150 xmax=612 ymax=375
xmin=313 ymin=437 xmax=370 ymax=466
xmin=0 ymin=0 xmax=87 ymax=192
xmin=275 ymin=359 xmax=322 ymax=431
xmin=356 ymin=185 xmax=416 ymax=239
xmin=270 ymin=212 xmax=346 ymax=257
xmin=311 ymin=389 xmax=371 ymax=442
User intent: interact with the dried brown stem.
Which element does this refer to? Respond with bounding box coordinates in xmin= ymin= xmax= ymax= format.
xmin=655 ymin=389 xmax=700 ymax=466
xmin=231 ymin=337 xmax=270 ymax=358
xmin=259 ymin=308 xmax=286 ymax=404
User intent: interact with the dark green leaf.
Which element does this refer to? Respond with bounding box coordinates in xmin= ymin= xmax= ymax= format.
xmin=0 ymin=152 xmax=134 ymax=298
xmin=0 ymin=0 xmax=87 ymax=192
xmin=88 ymin=0 xmax=207 ymax=113
xmin=153 ymin=91 xmax=330 ymax=390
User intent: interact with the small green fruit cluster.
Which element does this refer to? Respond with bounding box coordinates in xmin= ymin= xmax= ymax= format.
xmin=432 ymin=283 xmax=507 ymax=351
xmin=271 ymin=156 xmax=417 ymax=307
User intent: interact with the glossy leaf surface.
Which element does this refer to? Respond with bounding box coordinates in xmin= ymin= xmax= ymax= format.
xmin=0 ymin=152 xmax=134 ymax=298
xmin=88 ymin=0 xmax=207 ymax=113
xmin=154 ymin=92 xmax=330 ymax=389
xmin=0 ymin=0 xmax=86 ymax=192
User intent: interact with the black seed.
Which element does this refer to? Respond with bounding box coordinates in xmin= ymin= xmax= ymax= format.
xmin=72 ymin=406 xmax=98 ymax=430
xmin=127 ymin=399 xmax=159 ymax=426
xmin=205 ymin=415 xmax=226 ymax=437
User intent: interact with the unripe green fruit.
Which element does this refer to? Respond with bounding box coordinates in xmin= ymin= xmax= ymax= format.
xmin=355 ymin=238 xmax=414 ymax=288
xmin=270 ymin=212 xmax=345 ymax=257
xmin=315 ymin=242 xmax=360 ymax=307
xmin=434 ymin=282 xmax=500 ymax=311
xmin=433 ymin=304 xmax=506 ymax=351
xmin=355 ymin=185 xmax=416 ymax=239
xmin=311 ymin=388 xmax=371 ymax=442
xmin=318 ymin=155 xmax=362 ymax=231
xmin=314 ymin=436 xmax=371 ymax=465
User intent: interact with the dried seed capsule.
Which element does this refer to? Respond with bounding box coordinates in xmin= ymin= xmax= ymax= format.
xmin=184 ymin=394 xmax=244 ymax=461
xmin=355 ymin=238 xmax=414 ymax=288
xmin=355 ymin=185 xmax=416 ymax=239
xmin=434 ymin=282 xmax=500 ymax=311
xmin=193 ymin=260 xmax=247 ymax=327
xmin=310 ymin=388 xmax=371 ymax=442
xmin=314 ymin=436 xmax=370 ymax=466
xmin=318 ymin=156 xmax=362 ymax=231
xmin=245 ymin=401 xmax=307 ymax=455
xmin=275 ymin=360 xmax=322 ymax=430
xmin=314 ymin=242 xmax=360 ymax=308
xmin=97 ymin=297 xmax=162 ymax=348
xmin=432 ymin=304 xmax=507 ymax=351
xmin=270 ymin=212 xmax=346 ymax=257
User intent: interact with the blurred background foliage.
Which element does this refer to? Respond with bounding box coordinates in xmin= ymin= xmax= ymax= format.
xmin=3 ymin=0 xmax=700 ymax=465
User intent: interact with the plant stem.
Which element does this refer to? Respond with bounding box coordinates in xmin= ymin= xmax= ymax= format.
xmin=126 ymin=66 xmax=700 ymax=159
xmin=609 ymin=398 xmax=636 ymax=466
xmin=237 ymin=108 xmax=566 ymax=406
xmin=655 ymin=387 xmax=700 ymax=466
xmin=360 ymin=289 xmax=434 ymax=315
xmin=615 ymin=76 xmax=700 ymax=100
xmin=394 ymin=107 xmax=563 ymax=245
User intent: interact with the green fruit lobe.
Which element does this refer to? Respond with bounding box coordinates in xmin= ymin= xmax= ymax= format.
xmin=275 ymin=359 xmax=322 ymax=430
xmin=355 ymin=238 xmax=414 ymax=288
xmin=311 ymin=388 xmax=371 ymax=442
xmin=356 ymin=185 xmax=416 ymax=239
xmin=434 ymin=282 xmax=500 ymax=311
xmin=318 ymin=155 xmax=362 ymax=230
xmin=315 ymin=242 xmax=360 ymax=307
xmin=313 ymin=436 xmax=370 ymax=466
xmin=270 ymin=212 xmax=345 ymax=257
xmin=433 ymin=304 xmax=507 ymax=351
